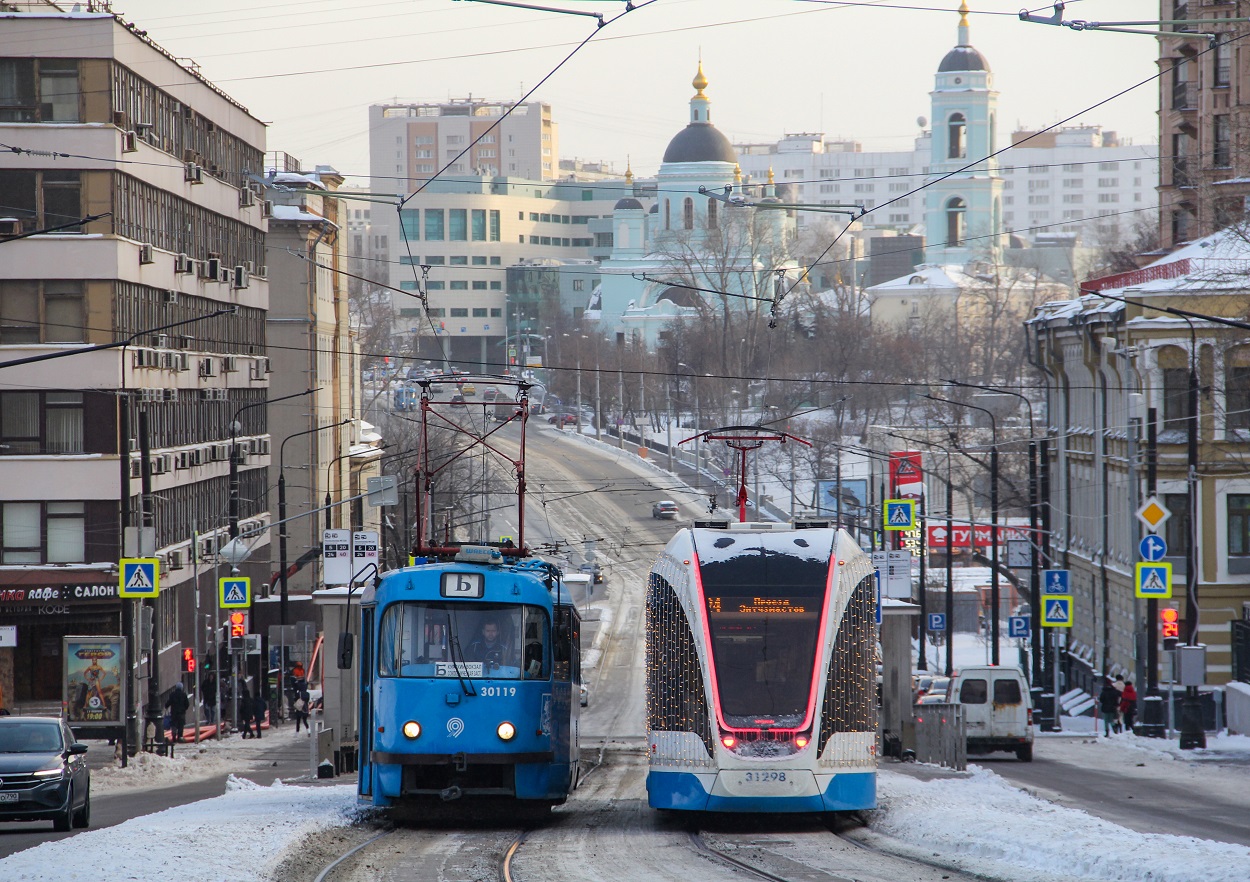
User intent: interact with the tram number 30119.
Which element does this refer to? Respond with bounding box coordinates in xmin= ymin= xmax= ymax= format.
xmin=479 ymin=686 xmax=517 ymax=697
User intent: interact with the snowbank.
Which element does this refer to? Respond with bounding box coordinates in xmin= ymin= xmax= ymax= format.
xmin=0 ymin=778 xmax=360 ymax=882
xmin=874 ymin=766 xmax=1250 ymax=882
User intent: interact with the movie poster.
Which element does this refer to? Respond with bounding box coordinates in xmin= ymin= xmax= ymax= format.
xmin=63 ymin=637 xmax=126 ymax=727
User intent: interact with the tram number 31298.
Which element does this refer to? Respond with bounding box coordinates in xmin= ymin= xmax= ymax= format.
xmin=743 ymin=771 xmax=787 ymax=783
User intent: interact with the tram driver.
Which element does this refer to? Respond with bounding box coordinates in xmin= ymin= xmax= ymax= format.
xmin=468 ymin=618 xmax=513 ymax=667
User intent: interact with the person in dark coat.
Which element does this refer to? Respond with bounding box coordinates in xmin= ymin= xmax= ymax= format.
xmin=252 ymin=690 xmax=267 ymax=739
xmin=164 ymin=682 xmax=191 ymax=742
xmin=1098 ymin=676 xmax=1121 ymax=737
xmin=202 ymin=674 xmax=217 ymax=724
xmin=237 ymin=682 xmax=254 ymax=738
xmin=292 ymin=689 xmax=310 ymax=733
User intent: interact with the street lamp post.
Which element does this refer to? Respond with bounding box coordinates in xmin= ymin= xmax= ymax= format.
xmin=945 ymin=380 xmax=1043 ymax=689
xmin=230 ymin=389 xmax=314 ymax=538
xmin=928 ymin=394 xmax=1001 ymax=666
xmin=279 ymin=419 xmax=351 ymax=627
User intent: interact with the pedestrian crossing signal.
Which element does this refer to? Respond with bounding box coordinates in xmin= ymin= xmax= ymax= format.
xmin=182 ymin=647 xmax=196 ymax=673
xmin=1161 ymin=607 xmax=1180 ymax=650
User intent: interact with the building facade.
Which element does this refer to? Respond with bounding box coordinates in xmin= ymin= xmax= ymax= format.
xmin=1030 ymin=229 xmax=1250 ymax=686
xmin=1157 ymin=1 xmax=1250 ymax=250
xmin=0 ymin=4 xmax=271 ymax=711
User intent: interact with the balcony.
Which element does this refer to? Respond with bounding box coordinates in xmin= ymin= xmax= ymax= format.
xmin=1171 ymin=157 xmax=1194 ymax=188
xmin=1172 ymin=81 xmax=1198 ymax=110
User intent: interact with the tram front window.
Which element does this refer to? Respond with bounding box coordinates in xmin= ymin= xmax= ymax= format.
xmin=378 ymin=602 xmax=549 ymax=680
xmin=699 ymin=548 xmax=829 ymax=727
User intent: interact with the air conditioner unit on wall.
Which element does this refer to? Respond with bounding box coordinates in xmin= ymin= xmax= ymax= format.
xmin=239 ymin=187 xmax=255 ymax=208
xmin=261 ymin=200 xmax=274 ymax=218
xmin=168 ymin=550 xmax=185 ymax=571
xmin=200 ymin=358 xmax=216 ymax=378
xmin=162 ymin=290 xmax=178 ymax=304
xmin=232 ymin=266 xmax=249 ymax=289
xmin=185 ymin=163 xmax=204 ymax=184
xmin=175 ymin=253 xmax=194 ymax=274
xmin=138 ymin=243 xmax=154 ymax=265
xmin=130 ymin=458 xmax=142 ymax=479
xmin=222 ymin=356 xmax=237 ymax=373
xmin=206 ymin=257 xmax=221 ymax=279
xmin=200 ymin=534 xmax=218 ymax=557
xmin=122 ymin=130 xmax=138 ymax=154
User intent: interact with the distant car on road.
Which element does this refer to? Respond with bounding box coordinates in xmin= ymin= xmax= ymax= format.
xmin=652 ymin=500 xmax=679 ymax=519
xmin=461 ymin=382 xmax=477 ymax=396
xmin=548 ymin=413 xmax=577 ymax=426
xmin=0 ymin=716 xmax=91 ymax=831
xmin=579 ymin=561 xmax=604 ymax=584
xmin=579 ymin=683 xmax=589 ymax=707
xmin=483 ymin=387 xmax=498 ymax=402
xmin=449 ymin=393 xmax=466 ymax=408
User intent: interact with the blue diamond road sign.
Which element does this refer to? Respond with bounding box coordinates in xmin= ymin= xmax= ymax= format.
xmin=1139 ymin=534 xmax=1168 ymax=562
xmin=927 ymin=613 xmax=946 ymax=632
xmin=1008 ymin=615 xmax=1031 ymax=639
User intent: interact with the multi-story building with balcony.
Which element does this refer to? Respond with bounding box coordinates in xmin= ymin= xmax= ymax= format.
xmin=0 ymin=3 xmax=271 ymax=714
xmin=1157 ymin=1 xmax=1250 ymax=249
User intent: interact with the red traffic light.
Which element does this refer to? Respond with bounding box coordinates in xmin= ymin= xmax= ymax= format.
xmin=1160 ymin=607 xmax=1180 ymax=639
xmin=181 ymin=647 xmax=196 ymax=673
xmin=228 ymin=611 xmax=248 ymax=637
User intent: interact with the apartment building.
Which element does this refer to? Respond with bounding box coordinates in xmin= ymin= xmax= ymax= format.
xmin=0 ymin=3 xmax=271 ymax=710
xmin=1157 ymin=1 xmax=1250 ymax=249
xmin=264 ymin=157 xmax=382 ymax=600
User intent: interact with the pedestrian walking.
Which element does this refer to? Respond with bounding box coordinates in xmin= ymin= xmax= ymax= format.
xmin=237 ymin=682 xmax=254 ymax=738
xmin=1112 ymin=675 xmax=1126 ymax=733
xmin=164 ymin=682 xmax=190 ymax=742
xmin=202 ymin=674 xmax=217 ymax=724
xmin=1098 ymin=676 xmax=1121 ymax=737
xmin=252 ymin=690 xmax=268 ymax=739
xmin=293 ymin=690 xmax=310 ymax=733
xmin=1120 ymin=679 xmax=1139 ymax=733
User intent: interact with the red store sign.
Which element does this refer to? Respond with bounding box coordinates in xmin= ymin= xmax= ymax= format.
xmin=927 ymin=524 xmax=1032 ymax=548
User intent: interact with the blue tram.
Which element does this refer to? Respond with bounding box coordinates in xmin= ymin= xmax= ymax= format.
xmin=646 ymin=522 xmax=877 ymax=813
xmin=356 ymin=546 xmax=581 ymax=813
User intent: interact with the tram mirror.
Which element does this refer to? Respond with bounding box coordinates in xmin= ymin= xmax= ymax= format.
xmin=337 ymin=632 xmax=354 ymax=670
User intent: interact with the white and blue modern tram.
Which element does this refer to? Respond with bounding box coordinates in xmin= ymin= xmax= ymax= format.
xmin=645 ymin=521 xmax=877 ymax=813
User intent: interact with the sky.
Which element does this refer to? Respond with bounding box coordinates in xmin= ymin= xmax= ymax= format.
xmin=94 ymin=0 xmax=1163 ymax=188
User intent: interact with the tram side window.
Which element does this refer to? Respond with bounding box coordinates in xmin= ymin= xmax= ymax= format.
xmin=521 ymin=606 xmax=550 ymax=679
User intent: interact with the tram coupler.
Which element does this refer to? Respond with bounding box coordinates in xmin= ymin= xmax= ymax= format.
xmin=439 ymin=784 xmax=463 ymax=802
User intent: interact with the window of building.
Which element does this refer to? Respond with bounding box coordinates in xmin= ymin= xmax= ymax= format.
xmin=427 ymin=308 xmax=445 ymax=317
xmin=470 ymin=256 xmax=487 ymax=265
xmin=472 ymin=281 xmax=487 ymax=290
xmin=572 ymin=279 xmax=584 ymax=291
xmin=0 ymin=500 xmax=84 ymax=564
xmin=0 ymin=281 xmax=84 ymax=344
xmin=490 ymin=307 xmax=502 ymax=316
xmin=2 ymin=502 xmax=41 ymax=564
xmin=400 ymin=209 xmax=420 ymax=240
xmin=424 ymin=256 xmax=445 ymax=265
xmin=1229 ymin=495 xmax=1250 ymax=556
xmin=471 ymin=209 xmax=487 ymax=241
xmin=1164 ymin=493 xmax=1190 ymax=558
xmin=945 ymin=196 xmax=966 ymax=247
xmin=707 ymin=198 xmax=717 ymax=229
xmin=424 ymin=209 xmax=445 ymax=240
xmin=490 ymin=210 xmax=501 ymax=242
xmin=0 ymin=169 xmax=82 ymax=234
xmin=0 ymin=58 xmax=80 ymax=123
xmin=450 ymin=307 xmax=468 ymax=317
xmin=1162 ymin=366 xmax=1190 ymax=431
xmin=449 ymin=209 xmax=467 ymax=241
xmin=540 ymin=213 xmax=551 ymax=223
xmin=426 ymin=281 xmax=445 ymax=290
xmin=490 ymin=282 xmax=501 ymax=291
xmin=472 ymin=307 xmax=487 ymax=317
xmin=1226 ymin=363 xmax=1250 ymax=432
xmin=449 ymin=256 xmax=468 ymax=265
xmin=449 ymin=280 xmax=468 ymax=290
xmin=948 ymin=113 xmax=967 ymax=159
xmin=1214 ymin=115 xmax=1231 ymax=168
xmin=490 ymin=256 xmax=501 ymax=265
xmin=1215 ymin=37 xmax=1231 ymax=88
xmin=664 ymin=200 xmax=670 ymax=230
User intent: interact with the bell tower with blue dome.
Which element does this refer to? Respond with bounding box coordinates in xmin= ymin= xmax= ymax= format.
xmin=924 ymin=2 xmax=1002 ymax=266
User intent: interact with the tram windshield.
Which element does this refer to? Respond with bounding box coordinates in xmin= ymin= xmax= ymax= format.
xmin=696 ymin=535 xmax=831 ymax=727
xmin=377 ymin=602 xmax=550 ymax=680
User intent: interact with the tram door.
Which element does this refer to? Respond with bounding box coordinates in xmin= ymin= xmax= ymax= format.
xmin=359 ymin=607 xmax=374 ymax=796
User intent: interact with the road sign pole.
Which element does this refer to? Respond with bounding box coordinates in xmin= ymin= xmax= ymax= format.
xmin=1139 ymin=410 xmax=1166 ymax=738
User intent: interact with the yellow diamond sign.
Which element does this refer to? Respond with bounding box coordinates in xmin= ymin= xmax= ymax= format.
xmin=1136 ymin=496 xmax=1171 ymax=533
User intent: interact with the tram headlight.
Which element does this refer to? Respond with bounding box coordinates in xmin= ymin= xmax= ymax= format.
xmin=795 ymin=736 xmax=809 ymax=749
xmin=402 ymin=720 xmax=421 ymax=739
xmin=721 ymin=735 xmax=736 ymax=749
xmin=497 ymin=721 xmax=517 ymax=741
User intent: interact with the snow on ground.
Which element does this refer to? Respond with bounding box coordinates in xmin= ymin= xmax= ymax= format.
xmin=872 ymin=766 xmax=1250 ymax=882
xmin=89 ymin=724 xmax=312 ymax=795
xmin=0 ymin=778 xmax=360 ymax=882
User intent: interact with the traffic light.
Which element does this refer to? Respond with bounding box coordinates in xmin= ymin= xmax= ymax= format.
xmin=228 ymin=611 xmax=248 ymax=652
xmin=1161 ymin=607 xmax=1180 ymax=651
xmin=182 ymin=647 xmax=196 ymax=673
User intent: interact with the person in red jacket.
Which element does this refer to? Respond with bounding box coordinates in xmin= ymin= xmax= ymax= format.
xmin=1120 ymin=680 xmax=1139 ymax=733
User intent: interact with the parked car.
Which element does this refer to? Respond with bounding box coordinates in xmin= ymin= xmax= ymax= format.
xmin=482 ymin=387 xmax=498 ymax=402
xmin=548 ymin=413 xmax=578 ymax=426
xmin=579 ymin=682 xmax=589 ymax=707
xmin=916 ymin=693 xmax=949 ymax=706
xmin=949 ymin=665 xmax=1034 ymax=761
xmin=652 ymin=500 xmax=680 ymax=519
xmin=449 ymin=393 xmax=466 ymax=408
xmin=0 ymin=716 xmax=91 ymax=831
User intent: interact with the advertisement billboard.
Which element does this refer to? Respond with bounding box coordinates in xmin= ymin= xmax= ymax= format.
xmin=63 ymin=637 xmax=126 ymax=728
xmin=815 ymin=478 xmax=868 ymax=520
xmin=889 ymin=450 xmax=924 ymax=498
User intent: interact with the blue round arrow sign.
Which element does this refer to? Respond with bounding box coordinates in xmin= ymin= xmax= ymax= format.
xmin=1139 ymin=534 xmax=1168 ymax=562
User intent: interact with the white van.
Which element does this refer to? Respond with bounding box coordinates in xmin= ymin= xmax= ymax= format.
xmin=949 ymin=665 xmax=1034 ymax=761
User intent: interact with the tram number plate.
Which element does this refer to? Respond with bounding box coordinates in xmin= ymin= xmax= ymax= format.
xmin=441 ymin=572 xmax=484 ymax=598
xmin=0 ymin=793 xmax=19 ymax=802
xmin=742 ymin=771 xmax=787 ymax=784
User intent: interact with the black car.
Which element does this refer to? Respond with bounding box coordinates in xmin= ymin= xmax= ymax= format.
xmin=0 ymin=716 xmax=91 ymax=831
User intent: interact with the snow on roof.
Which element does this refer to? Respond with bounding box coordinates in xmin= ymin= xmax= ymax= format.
xmin=270 ymin=172 xmax=327 ymax=190
xmin=269 ymin=204 xmax=334 ymax=225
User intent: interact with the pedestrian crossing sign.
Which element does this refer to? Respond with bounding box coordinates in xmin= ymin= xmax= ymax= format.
xmin=119 ymin=558 xmax=160 ymax=598
xmin=1135 ymin=561 xmax=1172 ymax=599
xmin=883 ymin=499 xmax=916 ymax=531
xmin=1041 ymin=594 xmax=1073 ymax=628
xmin=219 ymin=576 xmax=252 ymax=609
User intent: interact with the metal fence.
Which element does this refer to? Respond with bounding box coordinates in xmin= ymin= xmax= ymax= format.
xmin=913 ymin=702 xmax=967 ymax=771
